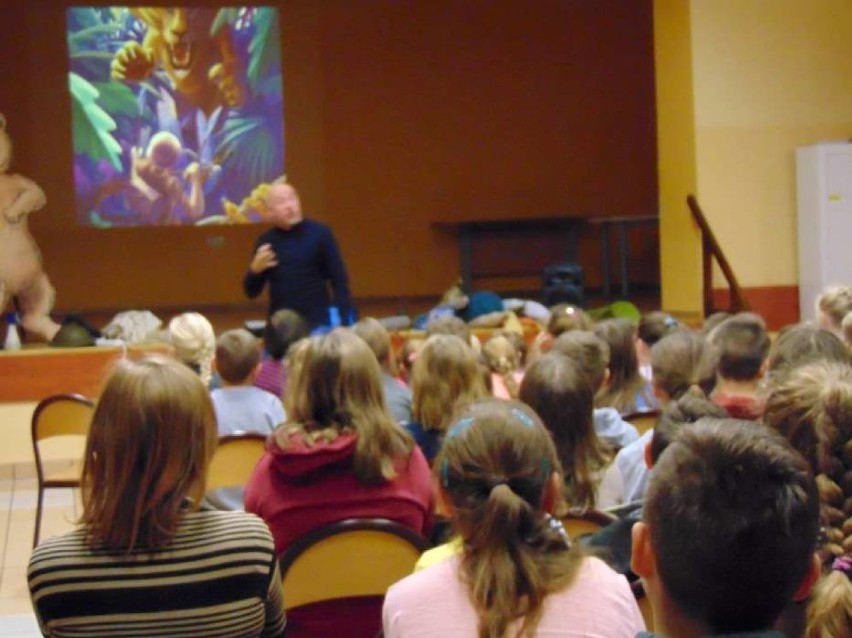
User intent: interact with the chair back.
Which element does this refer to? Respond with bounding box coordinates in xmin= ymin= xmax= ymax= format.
xmin=31 ymin=393 xmax=95 ymax=482
xmin=622 ymin=408 xmax=660 ymax=436
xmin=561 ymin=509 xmax=616 ymax=542
xmin=206 ymin=433 xmax=268 ymax=491
xmin=279 ymin=518 xmax=428 ymax=610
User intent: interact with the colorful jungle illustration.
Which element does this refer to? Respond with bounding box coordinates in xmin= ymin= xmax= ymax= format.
xmin=67 ymin=6 xmax=284 ymax=226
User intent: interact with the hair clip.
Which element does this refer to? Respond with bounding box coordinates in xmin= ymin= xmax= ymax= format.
xmin=832 ymin=555 xmax=852 ymax=577
xmin=447 ymin=416 xmax=476 ymax=439
xmin=663 ymin=314 xmax=679 ymax=328
xmin=511 ymin=408 xmax=536 ymax=428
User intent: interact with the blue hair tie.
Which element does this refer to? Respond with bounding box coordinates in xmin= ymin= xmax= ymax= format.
xmin=447 ymin=416 xmax=476 ymax=439
xmin=511 ymin=408 xmax=536 ymax=428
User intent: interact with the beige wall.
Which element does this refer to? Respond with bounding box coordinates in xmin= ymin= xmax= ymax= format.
xmin=691 ymin=0 xmax=852 ymax=288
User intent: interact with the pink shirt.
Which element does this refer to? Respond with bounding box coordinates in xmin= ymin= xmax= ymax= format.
xmin=383 ymin=555 xmax=645 ymax=637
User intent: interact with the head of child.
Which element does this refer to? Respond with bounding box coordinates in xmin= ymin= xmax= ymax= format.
xmin=435 ymin=399 xmax=580 ymax=638
xmin=594 ymin=318 xmax=645 ymax=411
xmin=398 ymin=337 xmax=424 ymax=385
xmin=281 ymin=328 xmax=408 ymax=483
xmin=519 ymin=352 xmax=609 ymax=510
xmin=81 ymin=355 xmax=217 ymax=552
xmin=767 ymin=323 xmax=850 ymax=387
xmin=482 ymin=333 xmax=522 ymax=399
xmin=425 ymin=314 xmax=474 ymax=348
xmin=632 ymin=419 xmax=821 ymax=637
xmin=650 ymin=330 xmax=711 ymax=404
xmin=816 ymin=285 xmax=852 ymax=337
xmin=214 ymin=328 xmax=261 ymax=386
xmin=546 ymin=304 xmax=594 ymax=339
xmin=707 ymin=312 xmax=770 ymax=385
xmin=352 ymin=317 xmax=395 ymax=374
xmin=636 ymin=311 xmax=680 ymax=364
xmin=550 ymin=330 xmax=610 ymax=395
xmin=647 ymin=392 xmax=727 ymax=467
xmin=411 ymin=334 xmax=487 ymax=433
xmin=167 ymin=312 xmax=216 ymax=385
xmin=264 ymin=309 xmax=310 ymax=361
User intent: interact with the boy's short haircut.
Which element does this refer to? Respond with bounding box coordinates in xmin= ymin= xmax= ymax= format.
xmin=550 ymin=330 xmax=610 ymax=391
xmin=264 ymin=309 xmax=310 ymax=360
xmin=216 ymin=329 xmax=261 ymax=384
xmin=645 ymin=418 xmax=820 ymax=634
xmin=546 ymin=303 xmax=594 ymax=337
xmin=352 ymin=317 xmax=391 ymax=364
xmin=649 ymin=392 xmax=727 ymax=464
xmin=709 ymin=312 xmax=771 ymax=380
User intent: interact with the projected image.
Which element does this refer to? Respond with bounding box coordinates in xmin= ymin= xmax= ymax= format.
xmin=66 ymin=7 xmax=284 ymax=226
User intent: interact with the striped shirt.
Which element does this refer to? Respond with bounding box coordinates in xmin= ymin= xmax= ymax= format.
xmin=28 ymin=509 xmax=285 ymax=637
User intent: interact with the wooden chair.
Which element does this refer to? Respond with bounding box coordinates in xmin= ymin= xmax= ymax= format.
xmin=205 ymin=433 xmax=268 ymax=510
xmin=561 ymin=509 xmax=617 ymax=543
xmin=622 ymin=408 xmax=660 ymax=436
xmin=31 ymin=393 xmax=95 ymax=547
xmin=279 ymin=518 xmax=428 ymax=612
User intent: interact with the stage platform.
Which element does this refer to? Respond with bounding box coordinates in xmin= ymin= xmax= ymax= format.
xmin=0 ymin=343 xmax=170 ymax=403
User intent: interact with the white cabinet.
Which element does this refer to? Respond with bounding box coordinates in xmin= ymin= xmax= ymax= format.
xmin=796 ymin=143 xmax=852 ymax=322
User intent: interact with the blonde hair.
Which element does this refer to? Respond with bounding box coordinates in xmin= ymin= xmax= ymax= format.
xmin=817 ymin=285 xmax=852 ymax=334
xmin=168 ymin=312 xmax=215 ymax=386
xmin=283 ymin=337 xmax=312 ymax=413
xmin=80 ymin=356 xmax=217 ymax=551
xmin=482 ymin=333 xmax=521 ymax=400
xmin=763 ymin=361 xmax=852 ymax=638
xmin=276 ymin=328 xmax=413 ymax=484
xmin=437 ymin=399 xmax=583 ymax=638
xmin=411 ymin=334 xmax=488 ymax=433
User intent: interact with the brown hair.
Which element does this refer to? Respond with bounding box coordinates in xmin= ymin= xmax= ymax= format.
xmin=650 ymin=330 xmax=710 ymax=401
xmin=594 ymin=318 xmax=651 ymax=412
xmin=215 ymin=328 xmax=260 ymax=384
xmin=649 ymin=391 xmax=727 ymax=464
xmin=352 ymin=316 xmax=392 ymax=365
xmin=411 ymin=334 xmax=487 ymax=433
xmin=80 ymin=356 xmax=217 ymax=552
xmin=481 ymin=333 xmax=521 ymax=399
xmin=519 ymin=353 xmax=611 ymax=510
xmin=277 ymin=329 xmax=414 ymax=483
xmin=264 ymin=309 xmax=310 ymax=360
xmin=436 ymin=399 xmax=583 ymax=638
xmin=645 ymin=419 xmax=820 ymax=633
xmin=708 ymin=312 xmax=770 ymax=381
xmin=550 ymin=330 xmax=610 ymax=392
xmin=638 ymin=311 xmax=680 ymax=346
xmin=767 ymin=323 xmax=850 ymax=385
xmin=546 ymin=303 xmax=594 ymax=337
xmin=425 ymin=314 xmax=471 ymax=344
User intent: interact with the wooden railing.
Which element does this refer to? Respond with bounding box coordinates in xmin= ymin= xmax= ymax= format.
xmin=687 ymin=195 xmax=749 ymax=316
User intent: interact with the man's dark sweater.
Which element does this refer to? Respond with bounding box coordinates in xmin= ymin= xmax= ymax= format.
xmin=243 ymin=219 xmax=352 ymax=327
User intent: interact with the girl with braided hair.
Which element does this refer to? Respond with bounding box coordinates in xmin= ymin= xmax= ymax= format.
xmin=383 ymin=399 xmax=644 ymax=638
xmin=763 ymin=360 xmax=852 ymax=638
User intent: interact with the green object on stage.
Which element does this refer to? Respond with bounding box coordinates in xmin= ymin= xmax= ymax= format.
xmin=587 ymin=300 xmax=641 ymax=322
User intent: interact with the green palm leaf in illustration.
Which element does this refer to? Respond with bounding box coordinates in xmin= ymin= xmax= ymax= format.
xmin=68 ymin=72 xmax=122 ymax=171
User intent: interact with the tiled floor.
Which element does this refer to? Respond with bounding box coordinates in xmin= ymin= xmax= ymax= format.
xmin=0 ymin=461 xmax=79 ymax=636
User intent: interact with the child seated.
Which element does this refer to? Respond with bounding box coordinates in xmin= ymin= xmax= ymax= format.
xmin=481 ymin=332 xmax=524 ymax=400
xmin=706 ymin=312 xmax=770 ymax=419
xmin=632 ymin=418 xmax=821 ymax=638
xmin=384 ymin=399 xmax=645 ymax=638
xmin=352 ymin=317 xmax=412 ymax=423
xmin=255 ymin=308 xmax=310 ymax=398
xmin=211 ymin=328 xmax=285 ymax=436
xmin=550 ymin=330 xmax=639 ymax=449
xmin=636 ymin=311 xmax=681 ymax=380
xmin=594 ymin=318 xmax=657 ymax=414
xmin=519 ymin=352 xmax=621 ymax=511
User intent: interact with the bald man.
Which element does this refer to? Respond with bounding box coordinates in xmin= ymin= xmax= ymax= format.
xmin=243 ymin=182 xmax=353 ymax=327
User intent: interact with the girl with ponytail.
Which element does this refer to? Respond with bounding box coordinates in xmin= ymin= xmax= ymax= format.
xmin=383 ymin=399 xmax=644 ymax=638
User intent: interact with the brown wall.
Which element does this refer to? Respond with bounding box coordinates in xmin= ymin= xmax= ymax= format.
xmin=0 ymin=0 xmax=657 ymax=318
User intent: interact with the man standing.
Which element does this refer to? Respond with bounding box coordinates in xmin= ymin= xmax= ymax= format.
xmin=243 ymin=181 xmax=353 ymax=328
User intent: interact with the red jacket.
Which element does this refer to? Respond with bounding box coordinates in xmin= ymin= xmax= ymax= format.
xmin=245 ymin=430 xmax=435 ymax=638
